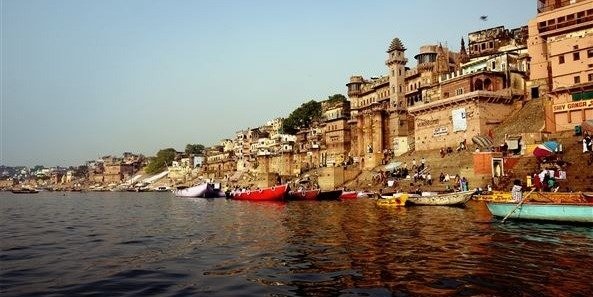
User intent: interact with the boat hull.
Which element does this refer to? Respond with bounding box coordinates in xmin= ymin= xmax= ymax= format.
xmin=377 ymin=193 xmax=413 ymax=207
xmin=477 ymin=192 xmax=588 ymax=203
xmin=287 ymin=189 xmax=320 ymax=200
xmin=231 ymin=184 xmax=289 ymax=201
xmin=316 ymin=190 xmax=343 ymax=201
xmin=340 ymin=191 xmax=358 ymax=200
xmin=407 ymin=191 xmax=474 ymax=206
xmin=486 ymin=202 xmax=593 ymax=223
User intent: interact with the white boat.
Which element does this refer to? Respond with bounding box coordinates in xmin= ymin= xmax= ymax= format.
xmin=173 ymin=183 xmax=225 ymax=198
xmin=173 ymin=183 xmax=208 ymax=197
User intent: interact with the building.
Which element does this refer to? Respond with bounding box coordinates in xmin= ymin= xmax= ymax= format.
xmin=321 ymin=99 xmax=351 ymax=167
xmin=528 ymin=0 xmax=593 ymax=132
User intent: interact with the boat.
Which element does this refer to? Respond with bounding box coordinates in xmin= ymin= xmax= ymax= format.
xmin=174 ymin=183 xmax=223 ymax=198
xmin=230 ymin=184 xmax=289 ymax=201
xmin=377 ymin=193 xmax=413 ymax=207
xmin=11 ymin=188 xmax=39 ymax=194
xmin=154 ymin=186 xmax=170 ymax=192
xmin=406 ymin=190 xmax=474 ymax=206
xmin=287 ymin=189 xmax=321 ymax=200
xmin=339 ymin=191 xmax=358 ymax=200
xmin=476 ymin=191 xmax=589 ymax=203
xmin=316 ymin=189 xmax=343 ymax=201
xmin=486 ymin=201 xmax=593 ymax=223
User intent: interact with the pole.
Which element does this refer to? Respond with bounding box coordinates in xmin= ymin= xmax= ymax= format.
xmin=501 ymin=188 xmax=536 ymax=223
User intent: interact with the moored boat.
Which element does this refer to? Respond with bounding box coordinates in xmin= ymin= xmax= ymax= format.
xmin=476 ymin=191 xmax=589 ymax=203
xmin=174 ymin=183 xmax=223 ymax=198
xmin=316 ymin=189 xmax=343 ymax=201
xmin=10 ymin=188 xmax=39 ymax=194
xmin=231 ymin=184 xmax=289 ymax=201
xmin=377 ymin=193 xmax=413 ymax=207
xmin=486 ymin=201 xmax=593 ymax=223
xmin=339 ymin=191 xmax=358 ymax=200
xmin=287 ymin=189 xmax=320 ymax=200
xmin=407 ymin=190 xmax=474 ymax=206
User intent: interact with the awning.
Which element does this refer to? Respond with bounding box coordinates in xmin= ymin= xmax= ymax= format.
xmin=472 ymin=135 xmax=493 ymax=148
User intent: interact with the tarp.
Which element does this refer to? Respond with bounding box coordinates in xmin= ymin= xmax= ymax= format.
xmin=472 ymin=135 xmax=493 ymax=148
xmin=384 ymin=161 xmax=402 ymax=171
xmin=582 ymin=120 xmax=593 ymax=134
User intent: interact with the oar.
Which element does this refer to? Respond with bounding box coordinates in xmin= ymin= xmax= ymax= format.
xmin=501 ymin=188 xmax=536 ymax=224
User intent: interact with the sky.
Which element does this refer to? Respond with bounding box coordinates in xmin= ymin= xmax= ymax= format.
xmin=1 ymin=0 xmax=535 ymax=167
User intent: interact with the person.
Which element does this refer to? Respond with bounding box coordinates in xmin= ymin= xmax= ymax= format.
xmin=426 ymin=173 xmax=432 ymax=185
xmin=511 ymin=179 xmax=523 ymax=202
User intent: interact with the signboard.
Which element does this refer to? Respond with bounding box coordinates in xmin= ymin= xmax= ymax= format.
xmin=452 ymin=108 xmax=467 ymax=132
xmin=433 ymin=126 xmax=448 ymax=137
xmin=553 ymin=99 xmax=593 ymax=112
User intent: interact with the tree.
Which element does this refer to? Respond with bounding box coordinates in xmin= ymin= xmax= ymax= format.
xmin=145 ymin=148 xmax=177 ymax=174
xmin=326 ymin=94 xmax=347 ymax=103
xmin=185 ymin=144 xmax=205 ymax=155
xmin=281 ymin=100 xmax=322 ymax=134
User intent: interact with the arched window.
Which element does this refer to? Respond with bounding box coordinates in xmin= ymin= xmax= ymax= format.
xmin=474 ymin=79 xmax=484 ymax=90
xmin=484 ymin=78 xmax=492 ymax=91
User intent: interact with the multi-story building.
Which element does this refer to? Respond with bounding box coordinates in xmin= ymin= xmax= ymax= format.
xmin=528 ymin=0 xmax=593 ymax=132
xmin=321 ymin=99 xmax=351 ymax=166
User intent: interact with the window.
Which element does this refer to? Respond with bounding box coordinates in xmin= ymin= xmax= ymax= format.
xmin=588 ymin=49 xmax=593 ymax=58
xmin=559 ymin=55 xmax=565 ymax=64
xmin=456 ymin=88 xmax=464 ymax=95
xmin=589 ymin=73 xmax=593 ymax=82
xmin=531 ymin=86 xmax=540 ymax=99
xmin=573 ymin=52 xmax=580 ymax=61
xmin=574 ymin=76 xmax=580 ymax=84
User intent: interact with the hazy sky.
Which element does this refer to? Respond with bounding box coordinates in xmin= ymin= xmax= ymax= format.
xmin=1 ymin=0 xmax=534 ymax=167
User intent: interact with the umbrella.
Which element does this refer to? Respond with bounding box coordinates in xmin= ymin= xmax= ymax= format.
xmin=542 ymin=140 xmax=559 ymax=152
xmin=533 ymin=144 xmax=553 ymax=158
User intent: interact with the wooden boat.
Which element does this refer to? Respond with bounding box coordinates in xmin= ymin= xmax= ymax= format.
xmin=316 ymin=189 xmax=343 ymax=201
xmin=11 ymin=188 xmax=39 ymax=194
xmin=476 ymin=191 xmax=589 ymax=203
xmin=406 ymin=190 xmax=474 ymax=206
xmin=339 ymin=191 xmax=358 ymax=200
xmin=486 ymin=201 xmax=593 ymax=223
xmin=287 ymin=189 xmax=320 ymax=200
xmin=231 ymin=184 xmax=289 ymax=201
xmin=377 ymin=193 xmax=413 ymax=207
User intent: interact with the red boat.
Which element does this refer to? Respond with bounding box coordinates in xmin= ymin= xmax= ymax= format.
xmin=231 ymin=184 xmax=289 ymax=201
xmin=287 ymin=189 xmax=321 ymax=200
xmin=340 ymin=191 xmax=358 ymax=200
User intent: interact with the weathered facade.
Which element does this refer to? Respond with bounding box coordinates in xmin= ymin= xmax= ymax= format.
xmin=528 ymin=0 xmax=593 ymax=132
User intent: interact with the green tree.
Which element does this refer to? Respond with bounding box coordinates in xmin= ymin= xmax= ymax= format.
xmin=185 ymin=144 xmax=205 ymax=155
xmin=145 ymin=148 xmax=177 ymax=174
xmin=281 ymin=100 xmax=322 ymax=134
xmin=326 ymin=94 xmax=347 ymax=103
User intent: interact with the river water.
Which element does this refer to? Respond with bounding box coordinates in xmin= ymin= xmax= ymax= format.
xmin=1 ymin=192 xmax=592 ymax=297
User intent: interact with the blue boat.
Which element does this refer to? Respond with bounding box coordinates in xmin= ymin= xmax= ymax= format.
xmin=486 ymin=202 xmax=593 ymax=223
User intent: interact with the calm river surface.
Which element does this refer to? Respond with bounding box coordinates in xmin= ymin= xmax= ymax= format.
xmin=1 ymin=192 xmax=592 ymax=296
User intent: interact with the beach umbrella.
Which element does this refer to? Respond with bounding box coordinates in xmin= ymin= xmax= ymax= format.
xmin=542 ymin=140 xmax=559 ymax=152
xmin=532 ymin=144 xmax=553 ymax=158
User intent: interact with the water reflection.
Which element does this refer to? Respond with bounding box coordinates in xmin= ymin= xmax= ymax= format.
xmin=1 ymin=193 xmax=592 ymax=296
